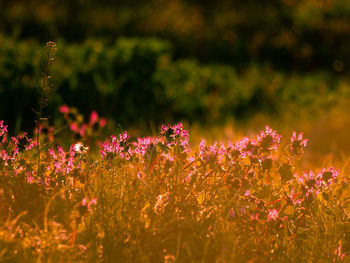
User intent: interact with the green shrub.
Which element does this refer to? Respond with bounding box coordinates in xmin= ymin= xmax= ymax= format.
xmin=0 ymin=36 xmax=349 ymax=133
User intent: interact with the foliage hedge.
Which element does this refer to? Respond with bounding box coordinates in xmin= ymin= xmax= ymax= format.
xmin=0 ymin=36 xmax=349 ymax=132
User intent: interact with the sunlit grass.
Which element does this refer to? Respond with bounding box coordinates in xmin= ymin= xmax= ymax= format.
xmin=0 ymin=114 xmax=349 ymax=262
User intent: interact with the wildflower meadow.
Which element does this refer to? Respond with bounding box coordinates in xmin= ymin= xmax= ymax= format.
xmin=1 ymin=1 xmax=350 ymax=261
xmin=0 ymin=110 xmax=349 ymax=262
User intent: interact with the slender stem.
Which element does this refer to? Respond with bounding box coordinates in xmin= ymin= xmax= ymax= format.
xmin=36 ymin=43 xmax=56 ymax=176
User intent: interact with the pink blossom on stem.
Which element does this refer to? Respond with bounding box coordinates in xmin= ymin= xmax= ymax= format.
xmin=26 ymin=173 xmax=35 ymax=183
xmin=59 ymin=104 xmax=69 ymax=114
xmin=160 ymin=123 xmax=190 ymax=151
xmin=0 ymin=120 xmax=8 ymax=139
xmin=82 ymin=197 xmax=98 ymax=211
xmin=101 ymin=132 xmax=131 ymax=160
xmin=11 ymin=133 xmax=37 ymax=153
xmin=268 ymin=209 xmax=279 ymax=221
xmin=79 ymin=124 xmax=88 ymax=137
xmin=290 ymin=132 xmax=308 ymax=155
xmin=334 ymin=244 xmax=346 ymax=261
xmin=70 ymin=122 xmax=79 ymax=133
xmin=99 ymin=118 xmax=107 ymax=128
xmin=257 ymin=126 xmax=281 ymax=152
xmin=90 ymin=111 xmax=99 ymax=124
xmin=317 ymin=167 xmax=339 ymax=188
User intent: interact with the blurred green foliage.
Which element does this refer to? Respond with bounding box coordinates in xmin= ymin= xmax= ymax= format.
xmin=0 ymin=0 xmax=349 ymax=132
xmin=0 ymin=36 xmax=349 ymax=133
xmin=1 ymin=0 xmax=349 ymax=72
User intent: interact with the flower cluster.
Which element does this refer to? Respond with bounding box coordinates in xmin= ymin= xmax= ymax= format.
xmin=0 ymin=118 xmax=347 ymax=263
xmin=59 ymin=105 xmax=106 ymax=138
xmin=257 ymin=125 xmax=281 ymax=152
xmin=0 ymin=120 xmax=7 ymax=141
xmin=0 ymin=124 xmax=37 ymax=166
xmin=290 ymin=131 xmax=308 ymax=156
xmin=11 ymin=133 xmax=37 ymax=154
xmin=101 ymin=131 xmax=131 ymax=160
xmin=160 ymin=123 xmax=190 ymax=151
xmin=48 ymin=142 xmax=88 ymax=175
xmin=297 ymin=167 xmax=339 ymax=196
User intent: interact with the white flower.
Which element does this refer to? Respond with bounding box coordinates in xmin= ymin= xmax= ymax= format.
xmin=73 ymin=142 xmax=88 ymax=154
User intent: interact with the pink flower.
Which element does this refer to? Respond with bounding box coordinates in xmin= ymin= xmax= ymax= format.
xmin=101 ymin=132 xmax=131 ymax=160
xmin=334 ymin=244 xmax=346 ymax=261
xmin=290 ymin=132 xmax=308 ymax=155
xmin=82 ymin=197 xmax=87 ymax=206
xmin=257 ymin=126 xmax=281 ymax=152
xmin=90 ymin=111 xmax=99 ymax=124
xmin=27 ymin=174 xmax=35 ymax=183
xmin=70 ymin=122 xmax=79 ymax=133
xmin=268 ymin=209 xmax=279 ymax=221
xmin=48 ymin=148 xmax=57 ymax=159
xmin=59 ymin=104 xmax=69 ymax=114
xmin=0 ymin=120 xmax=8 ymax=139
xmin=11 ymin=133 xmax=37 ymax=153
xmin=250 ymin=213 xmax=260 ymax=221
xmin=82 ymin=197 xmax=98 ymax=210
xmin=317 ymin=167 xmax=339 ymax=188
xmin=88 ymin=198 xmax=97 ymax=208
xmin=198 ymin=140 xmax=221 ymax=165
xmin=99 ymin=118 xmax=107 ymax=127
xmin=297 ymin=170 xmax=322 ymax=196
xmin=286 ymin=187 xmax=302 ymax=206
xmin=132 ymin=136 xmax=160 ymax=157
xmin=160 ymin=123 xmax=190 ymax=151
xmin=0 ymin=150 xmax=12 ymax=164
xmin=49 ymin=145 xmax=83 ymax=174
xmin=79 ymin=124 xmax=88 ymax=137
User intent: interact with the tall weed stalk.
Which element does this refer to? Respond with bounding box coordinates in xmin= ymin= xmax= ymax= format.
xmin=36 ymin=41 xmax=56 ymax=175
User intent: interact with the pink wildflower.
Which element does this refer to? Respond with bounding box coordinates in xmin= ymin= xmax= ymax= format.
xmin=82 ymin=197 xmax=87 ymax=206
xmin=0 ymin=120 xmax=8 ymax=139
xmin=230 ymin=137 xmax=250 ymax=158
xmin=99 ymin=118 xmax=107 ymax=127
xmin=88 ymin=198 xmax=97 ymax=209
xmin=286 ymin=187 xmax=302 ymax=206
xmin=101 ymin=132 xmax=131 ymax=160
xmin=49 ymin=145 xmax=83 ymax=174
xmin=12 ymin=133 xmax=37 ymax=153
xmin=268 ymin=209 xmax=279 ymax=221
xmin=290 ymin=132 xmax=308 ymax=155
xmin=59 ymin=104 xmax=69 ymax=114
xmin=317 ymin=167 xmax=339 ymax=188
xmin=198 ymin=140 xmax=221 ymax=165
xmin=297 ymin=170 xmax=322 ymax=196
xmin=0 ymin=150 xmax=11 ymax=164
xmin=250 ymin=213 xmax=260 ymax=221
xmin=70 ymin=122 xmax=79 ymax=133
xmin=257 ymin=126 xmax=281 ymax=152
xmin=27 ymin=174 xmax=35 ymax=183
xmin=79 ymin=124 xmax=88 ymax=137
xmin=82 ymin=197 xmax=98 ymax=211
xmin=90 ymin=111 xmax=99 ymax=124
xmin=160 ymin=123 xmax=190 ymax=151
xmin=334 ymin=244 xmax=346 ymax=261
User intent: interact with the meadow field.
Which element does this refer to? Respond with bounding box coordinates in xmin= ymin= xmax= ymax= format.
xmin=1 ymin=0 xmax=350 ymax=262
xmin=1 ymin=111 xmax=350 ymax=262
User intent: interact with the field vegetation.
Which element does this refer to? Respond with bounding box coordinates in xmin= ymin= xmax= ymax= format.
xmin=1 ymin=0 xmax=350 ymax=262
xmin=1 ymin=116 xmax=349 ymax=262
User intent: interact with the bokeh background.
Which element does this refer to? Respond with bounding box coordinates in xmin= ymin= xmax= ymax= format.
xmin=0 ymin=0 xmax=349 ymax=160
